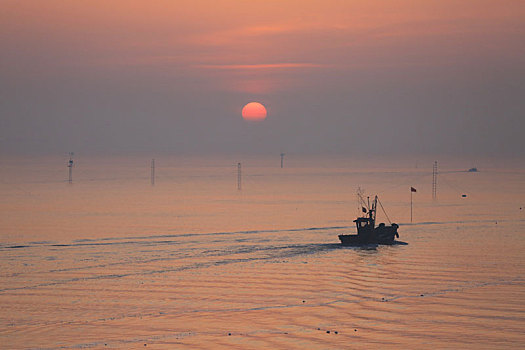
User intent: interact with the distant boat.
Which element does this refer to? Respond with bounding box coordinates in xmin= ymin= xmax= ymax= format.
xmin=468 ymin=167 xmax=478 ymax=172
xmin=339 ymin=195 xmax=399 ymax=246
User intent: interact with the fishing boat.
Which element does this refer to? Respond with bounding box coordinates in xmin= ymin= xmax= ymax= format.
xmin=339 ymin=195 xmax=399 ymax=246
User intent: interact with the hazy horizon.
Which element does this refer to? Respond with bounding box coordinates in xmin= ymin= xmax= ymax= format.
xmin=1 ymin=1 xmax=524 ymax=157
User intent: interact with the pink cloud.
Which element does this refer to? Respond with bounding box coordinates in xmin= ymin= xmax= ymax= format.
xmin=192 ymin=63 xmax=327 ymax=70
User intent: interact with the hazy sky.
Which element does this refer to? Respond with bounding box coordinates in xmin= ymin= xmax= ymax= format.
xmin=1 ymin=0 xmax=524 ymax=156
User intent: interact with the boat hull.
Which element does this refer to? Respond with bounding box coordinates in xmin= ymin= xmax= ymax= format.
xmin=339 ymin=224 xmax=398 ymax=246
xmin=338 ymin=235 xmax=396 ymax=246
xmin=338 ymin=234 xmax=368 ymax=246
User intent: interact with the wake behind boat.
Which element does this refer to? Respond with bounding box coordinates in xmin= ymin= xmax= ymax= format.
xmin=339 ymin=195 xmax=399 ymax=246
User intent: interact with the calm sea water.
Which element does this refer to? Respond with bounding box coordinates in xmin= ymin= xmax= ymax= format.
xmin=1 ymin=155 xmax=524 ymax=349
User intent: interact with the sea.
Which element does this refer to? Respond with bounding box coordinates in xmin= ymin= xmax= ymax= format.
xmin=1 ymin=154 xmax=524 ymax=349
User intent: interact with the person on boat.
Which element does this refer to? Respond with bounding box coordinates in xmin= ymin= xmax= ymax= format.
xmin=393 ymin=223 xmax=399 ymax=238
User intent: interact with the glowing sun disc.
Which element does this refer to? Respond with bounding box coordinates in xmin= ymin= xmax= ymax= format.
xmin=242 ymin=102 xmax=267 ymax=121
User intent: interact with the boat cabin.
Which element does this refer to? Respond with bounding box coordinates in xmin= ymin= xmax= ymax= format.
xmin=354 ymin=217 xmax=373 ymax=229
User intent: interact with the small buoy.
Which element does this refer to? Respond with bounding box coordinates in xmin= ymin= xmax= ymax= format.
xmin=334 ymin=331 xmax=338 ymax=334
xmin=228 ymin=333 xmax=231 ymax=336
xmin=302 ymin=300 xmax=305 ymax=303
xmin=461 ymin=194 xmax=467 ymax=198
xmin=326 ymin=330 xmax=330 ymax=334
xmin=354 ymin=329 xmax=357 ymax=332
xmin=420 ymin=294 xmax=424 ymax=296
xmin=317 ymin=328 xmax=321 ymax=330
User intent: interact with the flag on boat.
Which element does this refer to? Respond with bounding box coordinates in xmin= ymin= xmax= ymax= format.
xmin=411 ymin=187 xmax=417 ymax=192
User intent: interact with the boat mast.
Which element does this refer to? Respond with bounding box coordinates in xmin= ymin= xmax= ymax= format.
xmin=377 ymin=197 xmax=392 ymax=225
xmin=370 ymin=196 xmax=378 ymax=227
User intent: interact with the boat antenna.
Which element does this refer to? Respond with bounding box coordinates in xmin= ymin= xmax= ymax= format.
xmin=356 ymin=187 xmax=365 ymax=214
xmin=357 ymin=192 xmax=370 ymax=212
xmin=377 ymin=197 xmax=392 ymax=225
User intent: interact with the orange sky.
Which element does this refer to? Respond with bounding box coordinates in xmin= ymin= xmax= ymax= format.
xmin=1 ymin=0 xmax=524 ymax=155
xmin=3 ymin=0 xmax=523 ymax=92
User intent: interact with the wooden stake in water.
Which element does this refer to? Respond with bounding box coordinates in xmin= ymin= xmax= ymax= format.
xmin=237 ymin=162 xmax=242 ymax=190
xmin=410 ymin=186 xmax=417 ymax=223
xmin=151 ymin=159 xmax=155 ymax=186
xmin=432 ymin=161 xmax=438 ymax=200
xmin=67 ymin=152 xmax=74 ymax=184
xmin=280 ymin=153 xmax=285 ymax=168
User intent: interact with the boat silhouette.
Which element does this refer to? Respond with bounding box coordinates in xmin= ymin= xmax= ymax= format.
xmin=339 ymin=195 xmax=399 ymax=246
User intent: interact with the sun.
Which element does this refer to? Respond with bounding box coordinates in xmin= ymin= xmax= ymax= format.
xmin=242 ymin=102 xmax=267 ymax=121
